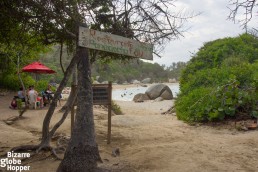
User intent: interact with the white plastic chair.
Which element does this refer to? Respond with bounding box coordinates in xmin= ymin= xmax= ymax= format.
xmin=28 ymin=93 xmax=40 ymax=109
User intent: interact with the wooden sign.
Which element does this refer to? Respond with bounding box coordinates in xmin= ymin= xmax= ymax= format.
xmin=78 ymin=26 xmax=153 ymax=60
xmin=93 ymin=84 xmax=111 ymax=105
xmin=93 ymin=82 xmax=112 ymax=144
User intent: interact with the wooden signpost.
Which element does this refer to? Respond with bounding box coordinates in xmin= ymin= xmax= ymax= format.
xmin=92 ymin=82 xmax=112 ymax=144
xmin=78 ymin=27 xmax=153 ymax=60
xmin=76 ymin=26 xmax=153 ymax=144
xmin=92 ymin=82 xmax=112 ymax=106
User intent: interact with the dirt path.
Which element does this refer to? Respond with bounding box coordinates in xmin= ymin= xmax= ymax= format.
xmin=111 ymin=101 xmax=258 ymax=172
xmin=0 ymin=94 xmax=258 ymax=172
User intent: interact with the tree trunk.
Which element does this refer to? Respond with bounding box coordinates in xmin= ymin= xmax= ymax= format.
xmin=57 ymin=47 xmax=101 ymax=172
xmin=59 ymin=66 xmax=77 ymax=112
xmin=17 ymin=53 xmax=28 ymax=117
xmin=40 ymin=53 xmax=80 ymax=147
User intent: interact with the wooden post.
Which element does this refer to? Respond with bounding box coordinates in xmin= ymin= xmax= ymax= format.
xmin=107 ymin=81 xmax=112 ymax=144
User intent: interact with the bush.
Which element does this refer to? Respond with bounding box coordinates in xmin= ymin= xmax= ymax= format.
xmin=176 ymin=87 xmax=213 ymax=122
xmin=0 ymin=73 xmax=35 ymax=90
xmin=176 ymin=34 xmax=258 ymax=123
xmin=1 ymin=73 xmax=20 ymax=90
xmin=22 ymin=74 xmax=36 ymax=88
xmin=176 ymin=77 xmax=258 ymax=122
xmin=111 ymin=101 xmax=123 ymax=115
xmin=0 ymin=72 xmax=54 ymax=93
xmin=35 ymin=80 xmax=49 ymax=93
xmin=181 ymin=34 xmax=258 ymax=85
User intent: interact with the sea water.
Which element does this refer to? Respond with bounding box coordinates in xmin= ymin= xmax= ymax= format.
xmin=112 ymin=83 xmax=180 ymax=101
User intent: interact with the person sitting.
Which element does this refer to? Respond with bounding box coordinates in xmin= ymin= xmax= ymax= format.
xmin=17 ymin=87 xmax=26 ymax=102
xmin=43 ymin=85 xmax=61 ymax=107
xmin=45 ymin=85 xmax=53 ymax=101
xmin=28 ymin=85 xmax=44 ymax=109
xmin=9 ymin=97 xmax=17 ymax=109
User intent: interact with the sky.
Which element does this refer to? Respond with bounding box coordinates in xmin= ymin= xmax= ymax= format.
xmin=150 ymin=0 xmax=258 ymax=67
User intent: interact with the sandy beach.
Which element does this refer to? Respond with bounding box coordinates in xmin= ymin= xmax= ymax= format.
xmin=0 ymin=85 xmax=258 ymax=172
xmin=112 ymin=82 xmax=177 ymax=89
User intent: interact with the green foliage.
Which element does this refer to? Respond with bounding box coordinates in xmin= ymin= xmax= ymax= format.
xmin=167 ymin=62 xmax=187 ymax=80
xmin=91 ymin=59 xmax=186 ymax=83
xmin=0 ymin=73 xmax=35 ymax=90
xmin=181 ymin=34 xmax=258 ymax=85
xmin=35 ymin=80 xmax=49 ymax=93
xmin=0 ymin=19 xmax=50 ymax=90
xmin=17 ymin=99 xmax=23 ymax=109
xmin=38 ymin=45 xmax=175 ymax=84
xmin=177 ymin=77 xmax=258 ymax=122
xmin=176 ymin=34 xmax=258 ymax=122
xmin=2 ymin=43 xmax=184 ymax=90
xmin=176 ymin=87 xmax=213 ymax=122
xmin=0 ymin=71 xmax=51 ymax=92
xmin=1 ymin=74 xmax=20 ymax=90
xmin=16 ymin=98 xmax=23 ymax=115
xmin=16 ymin=99 xmax=27 ymax=116
xmin=22 ymin=75 xmax=36 ymax=89
xmin=0 ymin=26 xmax=49 ymax=77
xmin=111 ymin=101 xmax=123 ymax=115
xmin=213 ymin=79 xmax=257 ymax=119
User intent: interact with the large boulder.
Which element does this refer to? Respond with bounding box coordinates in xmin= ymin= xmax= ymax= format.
xmin=141 ymin=78 xmax=151 ymax=84
xmin=160 ymin=89 xmax=173 ymax=100
xmin=101 ymin=81 xmax=109 ymax=84
xmin=168 ymin=78 xmax=177 ymax=83
xmin=154 ymin=97 xmax=164 ymax=102
xmin=133 ymin=93 xmax=150 ymax=102
xmin=131 ymin=80 xmax=141 ymax=84
xmin=145 ymin=84 xmax=173 ymax=100
xmin=93 ymin=81 xmax=100 ymax=84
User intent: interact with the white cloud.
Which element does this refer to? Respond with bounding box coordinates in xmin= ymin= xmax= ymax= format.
xmin=153 ymin=0 xmax=258 ymax=66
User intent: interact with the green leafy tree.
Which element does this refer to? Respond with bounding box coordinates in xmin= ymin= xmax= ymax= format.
xmin=167 ymin=61 xmax=187 ymax=80
xmin=91 ymin=59 xmax=172 ymax=83
xmin=176 ymin=34 xmax=258 ymax=122
xmin=180 ymin=34 xmax=258 ymax=90
xmin=0 ymin=23 xmax=49 ymax=89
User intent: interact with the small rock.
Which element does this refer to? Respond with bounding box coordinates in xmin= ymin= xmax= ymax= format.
xmin=171 ymin=113 xmax=176 ymax=116
xmin=102 ymin=81 xmax=109 ymax=84
xmin=133 ymin=93 xmax=150 ymax=102
xmin=168 ymin=78 xmax=177 ymax=83
xmin=131 ymin=80 xmax=140 ymax=84
xmin=141 ymin=78 xmax=151 ymax=84
xmin=93 ymin=81 xmax=100 ymax=84
xmin=240 ymin=126 xmax=248 ymax=131
xmin=112 ymin=148 xmax=120 ymax=157
xmin=141 ymin=84 xmax=148 ymax=87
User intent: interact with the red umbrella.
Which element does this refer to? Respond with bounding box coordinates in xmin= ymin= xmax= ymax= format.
xmin=22 ymin=62 xmax=56 ymax=74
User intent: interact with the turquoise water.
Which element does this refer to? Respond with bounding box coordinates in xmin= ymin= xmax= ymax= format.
xmin=112 ymin=83 xmax=180 ymax=101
